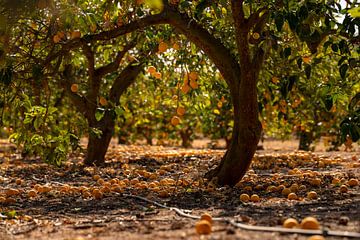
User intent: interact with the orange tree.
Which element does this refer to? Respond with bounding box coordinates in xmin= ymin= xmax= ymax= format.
xmin=1 ymin=0 xmax=155 ymax=165
xmin=102 ymin=0 xmax=359 ymax=185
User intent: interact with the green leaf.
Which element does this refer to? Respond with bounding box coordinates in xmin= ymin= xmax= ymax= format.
xmin=349 ymin=93 xmax=360 ymax=111
xmin=348 ymin=7 xmax=360 ymax=18
xmin=95 ymin=108 xmax=105 ymax=121
xmin=339 ymin=64 xmax=348 ymax=79
xmin=324 ymin=96 xmax=333 ymax=111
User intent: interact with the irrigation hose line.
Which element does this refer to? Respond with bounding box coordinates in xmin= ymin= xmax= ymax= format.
xmin=124 ymin=194 xmax=360 ymax=238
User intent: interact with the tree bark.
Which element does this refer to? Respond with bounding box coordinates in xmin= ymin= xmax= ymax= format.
xmin=84 ymin=115 xmax=115 ymax=166
xmin=206 ymin=71 xmax=262 ymax=186
xmin=298 ymin=131 xmax=312 ymax=151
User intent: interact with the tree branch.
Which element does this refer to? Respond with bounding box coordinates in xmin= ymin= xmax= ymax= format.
xmin=95 ymin=40 xmax=137 ymax=78
xmin=247 ymin=7 xmax=268 ymax=30
xmin=61 ymin=65 xmax=89 ymax=117
xmin=109 ymin=62 xmax=144 ymax=105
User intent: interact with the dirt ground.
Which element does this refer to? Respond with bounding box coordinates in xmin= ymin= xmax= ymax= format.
xmin=0 ymin=138 xmax=359 ymax=240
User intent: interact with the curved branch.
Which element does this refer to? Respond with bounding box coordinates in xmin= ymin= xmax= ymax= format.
xmin=95 ymin=41 xmax=137 ymax=78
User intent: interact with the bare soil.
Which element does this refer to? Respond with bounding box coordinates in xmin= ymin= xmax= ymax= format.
xmin=0 ymin=139 xmax=359 ymax=240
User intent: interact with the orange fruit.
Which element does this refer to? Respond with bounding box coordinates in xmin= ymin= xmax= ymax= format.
xmin=189 ymin=71 xmax=198 ymax=81
xmin=93 ymin=175 xmax=101 ymax=181
xmin=53 ymin=34 xmax=61 ymax=43
xmin=171 ymin=116 xmax=180 ymax=126
xmin=302 ymin=56 xmax=311 ymax=64
xmin=347 ymin=178 xmax=358 ymax=187
xmin=154 ymin=72 xmax=162 ymax=79
xmin=287 ymin=192 xmax=298 ymax=200
xmin=307 ymin=235 xmax=325 ymax=240
xmin=15 ymin=178 xmax=23 ymax=185
xmin=70 ymin=30 xmax=81 ymax=39
xmin=240 ymin=193 xmax=250 ymax=203
xmin=307 ymin=191 xmax=318 ymax=200
xmin=189 ymin=80 xmax=198 ymax=89
xmin=283 ymin=218 xmax=299 ymax=228
xmin=195 ymin=220 xmax=212 ymax=235
xmin=200 ymin=213 xmax=213 ymax=224
xmin=5 ymin=188 xmax=20 ymax=197
xmin=181 ymin=84 xmax=190 ymax=94
xmin=28 ymin=190 xmax=37 ymax=198
xmin=57 ymin=31 xmax=65 ymax=39
xmin=176 ymin=106 xmax=186 ymax=116
xmin=99 ymin=96 xmax=108 ymax=106
xmin=70 ymin=84 xmax=78 ymax=93
xmin=92 ymin=189 xmax=103 ymax=199
xmin=339 ymin=185 xmax=348 ymax=193
xmin=147 ymin=66 xmax=156 ymax=74
xmin=252 ymin=32 xmax=260 ymax=39
xmin=158 ymin=42 xmax=168 ymax=53
xmin=217 ymin=101 xmax=223 ymax=108
xmin=300 ymin=217 xmax=320 ymax=230
xmin=250 ymin=194 xmax=260 ymax=202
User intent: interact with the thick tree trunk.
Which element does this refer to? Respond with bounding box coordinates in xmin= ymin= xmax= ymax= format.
xmin=206 ymin=72 xmax=262 ymax=186
xmin=298 ymin=131 xmax=312 ymax=151
xmin=84 ymin=115 xmax=115 ymax=166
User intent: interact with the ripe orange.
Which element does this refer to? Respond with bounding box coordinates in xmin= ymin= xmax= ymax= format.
xmin=252 ymin=32 xmax=260 ymax=39
xmin=147 ymin=66 xmax=156 ymax=74
xmin=217 ymin=101 xmax=223 ymax=108
xmin=92 ymin=189 xmax=103 ymax=199
xmin=195 ymin=220 xmax=212 ymax=235
xmin=307 ymin=191 xmax=318 ymax=200
xmin=287 ymin=192 xmax=298 ymax=200
xmin=181 ymin=84 xmax=190 ymax=94
xmin=307 ymin=235 xmax=325 ymax=240
xmin=250 ymin=194 xmax=260 ymax=202
xmin=154 ymin=72 xmax=162 ymax=79
xmin=99 ymin=96 xmax=108 ymax=106
xmin=70 ymin=84 xmax=78 ymax=93
xmin=70 ymin=30 xmax=81 ymax=39
xmin=53 ymin=34 xmax=61 ymax=43
xmin=190 ymin=80 xmax=198 ymax=89
xmin=300 ymin=217 xmax=320 ymax=230
xmin=176 ymin=106 xmax=186 ymax=116
xmin=347 ymin=178 xmax=359 ymax=187
xmin=93 ymin=175 xmax=101 ymax=181
xmin=189 ymin=71 xmax=198 ymax=81
xmin=28 ymin=190 xmax=37 ymax=198
xmin=158 ymin=42 xmax=168 ymax=53
xmin=302 ymin=56 xmax=311 ymax=64
xmin=15 ymin=178 xmax=23 ymax=185
xmin=171 ymin=116 xmax=180 ymax=126
xmin=240 ymin=193 xmax=250 ymax=202
xmin=200 ymin=213 xmax=213 ymax=224
xmin=283 ymin=218 xmax=299 ymax=228
xmin=339 ymin=185 xmax=348 ymax=193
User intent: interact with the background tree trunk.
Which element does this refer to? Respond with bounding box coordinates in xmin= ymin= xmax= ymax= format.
xmin=84 ymin=115 xmax=115 ymax=166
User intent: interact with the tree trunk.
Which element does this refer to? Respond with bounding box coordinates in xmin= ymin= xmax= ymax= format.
xmin=298 ymin=131 xmax=312 ymax=151
xmin=206 ymin=72 xmax=262 ymax=186
xmin=84 ymin=115 xmax=115 ymax=166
